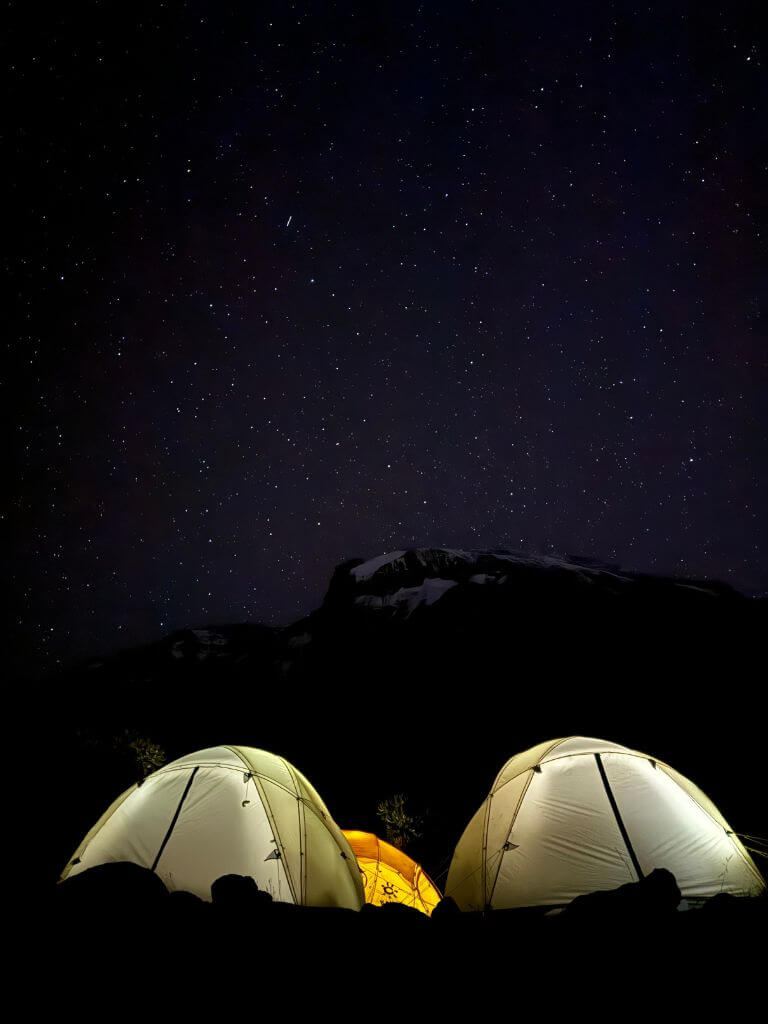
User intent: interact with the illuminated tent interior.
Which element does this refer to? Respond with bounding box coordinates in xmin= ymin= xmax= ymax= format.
xmin=61 ymin=745 xmax=364 ymax=908
xmin=343 ymin=830 xmax=442 ymax=915
xmin=446 ymin=736 xmax=765 ymax=911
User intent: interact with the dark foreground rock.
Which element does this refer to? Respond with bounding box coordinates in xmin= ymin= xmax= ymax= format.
xmin=42 ymin=863 xmax=766 ymax=1013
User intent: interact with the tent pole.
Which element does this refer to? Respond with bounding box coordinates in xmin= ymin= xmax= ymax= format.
xmin=594 ymin=754 xmax=644 ymax=881
xmin=151 ymin=767 xmax=200 ymax=873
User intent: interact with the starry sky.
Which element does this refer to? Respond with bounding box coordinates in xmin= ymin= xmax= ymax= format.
xmin=9 ymin=3 xmax=767 ymax=677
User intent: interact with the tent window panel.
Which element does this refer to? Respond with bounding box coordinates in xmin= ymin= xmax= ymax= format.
xmin=494 ymin=755 xmax=636 ymax=908
xmin=158 ymin=767 xmax=287 ymax=901
xmin=602 ymin=753 xmax=763 ymax=899
xmin=69 ymin=769 xmax=194 ymax=878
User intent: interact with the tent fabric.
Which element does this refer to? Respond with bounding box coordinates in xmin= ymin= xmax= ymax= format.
xmin=343 ymin=830 xmax=442 ymax=915
xmin=61 ymin=745 xmax=365 ymax=909
xmin=446 ymin=736 xmax=765 ymax=910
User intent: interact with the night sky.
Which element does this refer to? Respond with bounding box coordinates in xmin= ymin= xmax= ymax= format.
xmin=9 ymin=3 xmax=767 ymax=678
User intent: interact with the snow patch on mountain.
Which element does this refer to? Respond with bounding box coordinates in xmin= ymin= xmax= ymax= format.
xmin=350 ymin=550 xmax=407 ymax=581
xmin=171 ymin=628 xmax=230 ymax=660
xmin=346 ymin=547 xmax=632 ymax=591
xmin=350 ymin=548 xmax=478 ymax=582
xmin=355 ymin=577 xmax=458 ymax=615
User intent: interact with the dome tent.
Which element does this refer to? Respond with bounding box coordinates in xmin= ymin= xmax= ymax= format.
xmin=343 ymin=830 xmax=442 ymax=915
xmin=61 ymin=745 xmax=364 ymax=909
xmin=446 ymin=737 xmax=765 ymax=911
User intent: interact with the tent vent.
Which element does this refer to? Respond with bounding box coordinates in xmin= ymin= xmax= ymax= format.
xmin=243 ymin=772 xmax=253 ymax=782
xmin=71 ymin=857 xmax=81 ymax=865
xmin=264 ymin=849 xmax=281 ymax=861
xmin=650 ymin=759 xmax=657 ymax=769
xmin=503 ymin=842 xmax=519 ymax=852
xmin=533 ymin=765 xmax=542 ymax=773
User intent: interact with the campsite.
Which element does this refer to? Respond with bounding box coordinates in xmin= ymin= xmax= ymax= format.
xmin=12 ymin=3 xmax=767 ymax=1006
xmin=49 ymin=734 xmax=765 ymax=1005
xmin=47 ymin=551 xmax=766 ymax=995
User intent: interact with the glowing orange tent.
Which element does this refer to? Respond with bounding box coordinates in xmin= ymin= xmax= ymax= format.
xmin=343 ymin=830 xmax=442 ymax=915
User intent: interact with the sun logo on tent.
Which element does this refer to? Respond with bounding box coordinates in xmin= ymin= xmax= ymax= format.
xmin=382 ymin=882 xmax=397 ymax=899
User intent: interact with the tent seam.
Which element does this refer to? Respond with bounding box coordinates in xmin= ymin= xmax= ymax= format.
xmin=226 ymin=746 xmax=300 ymax=906
xmin=59 ymin=783 xmax=138 ymax=881
xmin=487 ymin=769 xmax=540 ymax=907
xmin=485 ymin=738 xmax=569 ymax=906
xmin=490 ymin=744 xmax=653 ymax=795
xmin=656 ymin=765 xmax=766 ymax=887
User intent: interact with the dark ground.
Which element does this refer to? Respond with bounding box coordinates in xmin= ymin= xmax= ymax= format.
xmin=45 ymin=863 xmax=766 ymax=1011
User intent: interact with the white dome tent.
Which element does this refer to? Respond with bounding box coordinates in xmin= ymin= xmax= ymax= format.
xmin=446 ymin=737 xmax=765 ymax=911
xmin=61 ymin=745 xmax=365 ymax=909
